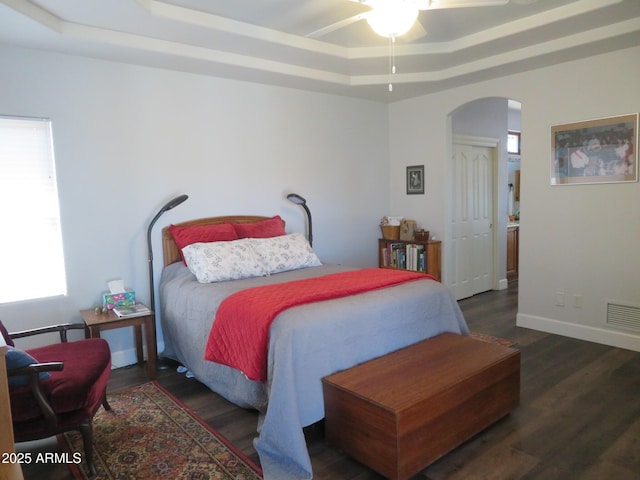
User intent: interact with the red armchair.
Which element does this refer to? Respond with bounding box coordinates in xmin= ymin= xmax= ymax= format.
xmin=1 ymin=320 xmax=111 ymax=477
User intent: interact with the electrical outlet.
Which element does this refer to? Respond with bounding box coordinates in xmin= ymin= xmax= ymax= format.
xmin=555 ymin=292 xmax=565 ymax=307
xmin=574 ymin=294 xmax=583 ymax=308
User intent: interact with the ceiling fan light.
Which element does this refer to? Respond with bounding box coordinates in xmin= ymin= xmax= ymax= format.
xmin=366 ymin=4 xmax=419 ymax=38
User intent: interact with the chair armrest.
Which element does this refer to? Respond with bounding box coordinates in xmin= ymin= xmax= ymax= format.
xmin=10 ymin=323 xmax=85 ymax=343
xmin=7 ymin=362 xmax=65 ymax=377
xmin=8 ymin=362 xmax=65 ymax=428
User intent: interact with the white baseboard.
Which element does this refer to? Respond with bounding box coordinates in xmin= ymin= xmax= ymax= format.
xmin=517 ymin=313 xmax=640 ymax=352
xmin=109 ymin=340 xmax=166 ymax=369
xmin=110 ymin=347 xmax=140 ymax=369
xmin=497 ymin=278 xmax=508 ymax=290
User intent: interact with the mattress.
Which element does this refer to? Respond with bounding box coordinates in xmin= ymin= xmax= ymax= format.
xmin=160 ymin=262 xmax=469 ymax=479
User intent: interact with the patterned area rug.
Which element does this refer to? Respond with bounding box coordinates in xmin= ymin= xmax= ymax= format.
xmin=59 ymin=381 xmax=262 ymax=480
xmin=470 ymin=331 xmax=517 ymax=348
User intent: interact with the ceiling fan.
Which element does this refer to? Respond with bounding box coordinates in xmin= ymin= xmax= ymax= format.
xmin=306 ymin=0 xmax=512 ymax=40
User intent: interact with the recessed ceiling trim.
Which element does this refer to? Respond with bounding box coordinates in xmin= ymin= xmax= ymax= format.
xmin=5 ymin=0 xmax=633 ymax=65
xmin=349 ymin=0 xmax=626 ymax=58
xmin=135 ymin=0 xmax=626 ymax=62
xmin=9 ymin=1 xmax=639 ymax=88
xmin=1 ymin=0 xmax=638 ymax=102
xmin=65 ymin=22 xmax=352 ymax=85
xmin=351 ymin=16 xmax=640 ymax=85
xmin=2 ymin=0 xmax=61 ymax=32
xmin=137 ymin=0 xmax=350 ymax=58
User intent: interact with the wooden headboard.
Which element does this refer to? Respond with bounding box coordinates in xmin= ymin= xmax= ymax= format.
xmin=161 ymin=215 xmax=281 ymax=266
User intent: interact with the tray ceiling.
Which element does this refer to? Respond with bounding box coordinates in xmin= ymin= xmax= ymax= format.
xmin=1 ymin=0 xmax=639 ymax=102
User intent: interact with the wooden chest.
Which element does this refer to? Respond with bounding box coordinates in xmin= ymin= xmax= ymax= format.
xmin=322 ymin=333 xmax=520 ymax=480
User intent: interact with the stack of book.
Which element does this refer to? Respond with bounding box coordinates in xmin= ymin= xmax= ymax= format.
xmin=113 ymin=303 xmax=151 ymax=318
xmin=381 ymin=242 xmax=426 ymax=272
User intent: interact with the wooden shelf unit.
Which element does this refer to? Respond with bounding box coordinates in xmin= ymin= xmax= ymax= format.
xmin=378 ymin=238 xmax=441 ymax=281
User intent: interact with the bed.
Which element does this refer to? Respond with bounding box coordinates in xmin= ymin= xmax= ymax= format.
xmin=159 ymin=215 xmax=469 ymax=480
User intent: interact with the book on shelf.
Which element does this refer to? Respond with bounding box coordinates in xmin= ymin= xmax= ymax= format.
xmin=380 ymin=241 xmax=426 ymax=273
xmin=406 ymin=243 xmax=425 ymax=272
xmin=113 ymin=303 xmax=151 ymax=318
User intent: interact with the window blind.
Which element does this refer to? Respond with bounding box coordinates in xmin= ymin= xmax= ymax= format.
xmin=0 ymin=116 xmax=67 ymax=303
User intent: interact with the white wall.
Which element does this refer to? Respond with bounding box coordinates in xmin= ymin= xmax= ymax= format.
xmin=389 ymin=45 xmax=640 ymax=351
xmin=0 ymin=46 xmax=389 ymax=366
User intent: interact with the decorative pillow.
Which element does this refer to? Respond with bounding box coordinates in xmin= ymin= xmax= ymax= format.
xmin=182 ymin=238 xmax=267 ymax=283
xmin=169 ymin=223 xmax=239 ymax=264
xmin=6 ymin=346 xmax=51 ymax=388
xmin=233 ymin=216 xmax=286 ymax=239
xmin=250 ymin=233 xmax=321 ymax=275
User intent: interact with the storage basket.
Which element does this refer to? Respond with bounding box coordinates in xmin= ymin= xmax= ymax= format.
xmin=415 ymin=230 xmax=430 ymax=242
xmin=381 ymin=225 xmax=400 ymax=240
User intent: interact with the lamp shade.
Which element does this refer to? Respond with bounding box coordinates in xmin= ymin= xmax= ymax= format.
xmin=367 ymin=4 xmax=419 ymax=38
xmin=286 ymin=193 xmax=306 ymax=205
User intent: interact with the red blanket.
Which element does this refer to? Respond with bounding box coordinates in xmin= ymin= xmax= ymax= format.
xmin=204 ymin=268 xmax=433 ymax=382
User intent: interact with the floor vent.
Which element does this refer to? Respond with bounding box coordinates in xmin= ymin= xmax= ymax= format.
xmin=606 ymin=301 xmax=640 ymax=331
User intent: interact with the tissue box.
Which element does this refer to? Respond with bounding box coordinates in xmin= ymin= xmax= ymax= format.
xmin=102 ymin=291 xmax=136 ymax=309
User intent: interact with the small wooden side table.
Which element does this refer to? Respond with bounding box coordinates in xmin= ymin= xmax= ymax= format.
xmin=80 ymin=308 xmax=157 ymax=380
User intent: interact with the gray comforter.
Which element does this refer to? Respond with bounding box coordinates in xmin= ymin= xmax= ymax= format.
xmin=160 ymin=263 xmax=469 ymax=479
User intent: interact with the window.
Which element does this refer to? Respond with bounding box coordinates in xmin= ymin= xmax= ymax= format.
xmin=507 ymin=131 xmax=521 ymax=155
xmin=0 ymin=116 xmax=67 ymax=303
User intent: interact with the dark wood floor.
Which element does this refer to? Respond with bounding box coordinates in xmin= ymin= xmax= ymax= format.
xmin=19 ymin=280 xmax=640 ymax=479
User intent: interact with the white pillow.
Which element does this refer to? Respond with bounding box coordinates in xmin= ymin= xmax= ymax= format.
xmin=182 ymin=238 xmax=267 ymax=283
xmin=250 ymin=233 xmax=321 ymax=275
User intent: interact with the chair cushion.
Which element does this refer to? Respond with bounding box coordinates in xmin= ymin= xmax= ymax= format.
xmin=6 ymin=346 xmax=51 ymax=387
xmin=0 ymin=320 xmax=15 ymax=347
xmin=11 ymin=338 xmax=111 ymax=423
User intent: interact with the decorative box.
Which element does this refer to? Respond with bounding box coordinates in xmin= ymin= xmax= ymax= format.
xmin=415 ymin=229 xmax=430 ymax=242
xmin=102 ymin=291 xmax=136 ymax=310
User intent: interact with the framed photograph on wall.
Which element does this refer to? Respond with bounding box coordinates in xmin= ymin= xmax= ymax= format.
xmin=551 ymin=113 xmax=638 ymax=185
xmin=406 ymin=165 xmax=424 ymax=194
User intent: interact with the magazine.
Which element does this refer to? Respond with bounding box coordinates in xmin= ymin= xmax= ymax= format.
xmin=113 ymin=303 xmax=151 ymax=318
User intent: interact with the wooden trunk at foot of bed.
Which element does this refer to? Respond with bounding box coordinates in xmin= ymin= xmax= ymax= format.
xmin=322 ymin=333 xmax=520 ymax=480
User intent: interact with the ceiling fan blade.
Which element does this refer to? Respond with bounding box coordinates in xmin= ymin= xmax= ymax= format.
xmin=402 ymin=19 xmax=427 ymax=42
xmin=416 ymin=0 xmax=509 ymax=9
xmin=305 ymin=12 xmax=369 ymax=38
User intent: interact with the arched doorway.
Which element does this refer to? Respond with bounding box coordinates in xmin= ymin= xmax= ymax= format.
xmin=445 ymin=97 xmax=521 ymax=301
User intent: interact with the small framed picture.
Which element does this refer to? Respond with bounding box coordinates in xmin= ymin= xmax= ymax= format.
xmin=406 ymin=165 xmax=424 ymax=195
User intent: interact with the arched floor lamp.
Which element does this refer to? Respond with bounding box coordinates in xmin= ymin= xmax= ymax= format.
xmin=287 ymin=193 xmax=313 ymax=247
xmin=147 ymin=194 xmax=188 ymax=369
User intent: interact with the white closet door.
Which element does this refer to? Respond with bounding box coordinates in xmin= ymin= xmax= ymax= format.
xmin=450 ymin=139 xmax=495 ymax=300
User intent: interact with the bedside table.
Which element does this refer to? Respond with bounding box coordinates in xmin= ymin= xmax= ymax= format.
xmin=80 ymin=308 xmax=157 ymax=379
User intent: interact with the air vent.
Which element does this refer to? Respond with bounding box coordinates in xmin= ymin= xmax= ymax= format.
xmin=606 ymin=301 xmax=640 ymax=331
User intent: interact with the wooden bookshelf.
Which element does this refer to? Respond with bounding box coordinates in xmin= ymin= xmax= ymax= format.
xmin=378 ymin=238 xmax=441 ymax=281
